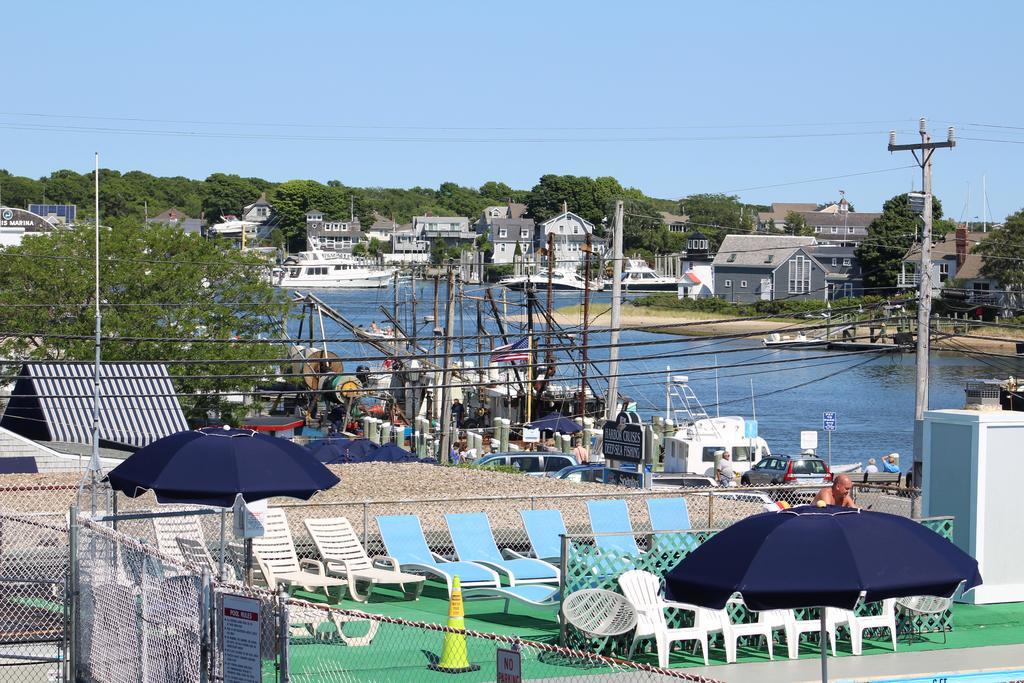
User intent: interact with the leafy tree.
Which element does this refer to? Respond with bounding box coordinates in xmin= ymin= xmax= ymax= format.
xmin=0 ymin=222 xmax=289 ymax=416
xmin=974 ymin=208 xmax=1024 ymax=306
xmin=679 ymin=193 xmax=753 ymax=232
xmin=855 ymin=192 xmax=945 ymax=293
xmin=479 ymin=181 xmax=526 ymax=204
xmin=201 ymin=173 xmax=271 ymax=223
xmin=430 ymin=239 xmax=449 ymax=264
xmin=783 ymin=210 xmax=813 ymax=236
xmin=527 ymin=174 xmax=623 ymax=227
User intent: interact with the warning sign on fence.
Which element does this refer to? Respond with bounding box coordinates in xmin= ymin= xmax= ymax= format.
xmin=223 ymin=594 xmax=261 ymax=683
xmin=496 ymin=646 xmax=522 ymax=683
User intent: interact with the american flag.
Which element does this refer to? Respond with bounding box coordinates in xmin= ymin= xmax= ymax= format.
xmin=491 ymin=336 xmax=530 ymax=363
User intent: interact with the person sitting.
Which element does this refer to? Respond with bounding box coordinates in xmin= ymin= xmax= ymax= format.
xmin=864 ymin=458 xmax=879 ymax=474
xmin=881 ymin=453 xmax=901 ymax=473
xmin=814 ymin=474 xmax=858 ymax=508
xmin=369 ymin=321 xmax=381 ymax=334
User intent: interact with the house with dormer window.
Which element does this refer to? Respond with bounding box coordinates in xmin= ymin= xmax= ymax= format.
xmin=712 ymin=235 xmax=832 ymax=303
xmin=490 ymin=217 xmax=536 ymax=264
xmin=538 ymin=207 xmax=606 ymax=268
xmin=305 ymin=210 xmax=363 ymax=253
xmin=241 ymin=192 xmax=274 ymax=224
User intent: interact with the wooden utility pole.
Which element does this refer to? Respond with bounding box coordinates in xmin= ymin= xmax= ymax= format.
xmin=438 ymin=268 xmax=457 ymax=463
xmin=888 ymin=118 xmax=956 ymax=488
xmin=580 ymin=233 xmax=592 ymax=420
xmin=546 ymin=233 xmax=555 ymax=366
xmin=605 ymin=200 xmax=624 ymax=420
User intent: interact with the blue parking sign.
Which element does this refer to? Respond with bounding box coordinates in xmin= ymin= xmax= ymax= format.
xmin=823 ymin=411 xmax=837 ymax=432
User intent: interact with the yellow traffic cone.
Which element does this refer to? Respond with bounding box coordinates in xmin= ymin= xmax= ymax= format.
xmin=429 ymin=576 xmax=480 ymax=673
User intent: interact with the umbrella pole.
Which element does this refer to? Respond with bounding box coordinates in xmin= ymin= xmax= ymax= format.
xmin=820 ymin=606 xmax=828 ymax=683
xmin=219 ymin=508 xmax=226 ymax=582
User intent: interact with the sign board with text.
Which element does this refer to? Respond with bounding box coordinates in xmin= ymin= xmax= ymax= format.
xmin=223 ymin=594 xmax=261 ymax=683
xmin=232 ymin=496 xmax=267 ymax=539
xmin=823 ymin=411 xmax=837 ymax=432
xmin=522 ymin=428 xmax=540 ymax=443
xmin=601 ymin=412 xmax=645 ymax=463
xmin=496 ymin=647 xmax=522 ymax=683
xmin=800 ymin=430 xmax=818 ymax=451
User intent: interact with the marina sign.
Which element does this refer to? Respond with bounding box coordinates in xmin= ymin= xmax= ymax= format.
xmin=823 ymin=411 xmax=837 ymax=431
xmin=602 ymin=411 xmax=645 ymax=463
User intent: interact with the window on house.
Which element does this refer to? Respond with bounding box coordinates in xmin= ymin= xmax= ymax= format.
xmin=788 ymin=255 xmax=811 ymax=294
xmin=831 ymin=226 xmax=838 ymax=233
xmin=521 ymin=230 xmax=529 ymax=238
xmin=939 ymin=261 xmax=950 ymax=282
xmin=499 ymin=244 xmax=506 ymax=252
xmin=724 ymin=279 xmax=732 ymax=287
xmin=847 ymin=227 xmax=854 ymax=233
xmin=740 ymin=280 xmax=748 ymax=288
xmin=815 ymin=226 xmax=822 ymax=233
xmin=764 ymin=254 xmax=774 ymax=264
xmin=832 ymin=258 xmax=838 ymax=266
xmin=727 ymin=254 xmax=737 ymax=262
xmin=499 ymin=228 xmax=507 ymax=238
xmin=843 ymin=258 xmax=851 ymax=267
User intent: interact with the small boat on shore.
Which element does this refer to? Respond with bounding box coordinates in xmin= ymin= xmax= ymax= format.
xmin=762 ymin=332 xmax=829 ymax=348
xmin=499 ymin=269 xmax=604 ymax=292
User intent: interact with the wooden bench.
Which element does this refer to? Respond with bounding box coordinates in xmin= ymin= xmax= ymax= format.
xmin=862 ymin=471 xmax=901 ymax=485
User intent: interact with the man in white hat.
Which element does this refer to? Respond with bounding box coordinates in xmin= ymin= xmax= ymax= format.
xmin=881 ymin=453 xmax=900 ymax=474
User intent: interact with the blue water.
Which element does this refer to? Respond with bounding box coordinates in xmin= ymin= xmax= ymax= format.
xmin=284 ymin=285 xmax=1024 ymax=467
xmin=850 ymin=668 xmax=1024 ymax=683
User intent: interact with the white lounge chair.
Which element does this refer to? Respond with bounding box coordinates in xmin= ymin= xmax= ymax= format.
xmin=304 ymin=516 xmax=425 ymax=602
xmin=618 ymin=569 xmax=717 ymax=666
xmin=251 ymin=509 xmax=348 ymax=599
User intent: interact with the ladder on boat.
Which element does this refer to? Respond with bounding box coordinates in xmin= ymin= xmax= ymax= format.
xmin=667 ymin=375 xmax=711 ymax=424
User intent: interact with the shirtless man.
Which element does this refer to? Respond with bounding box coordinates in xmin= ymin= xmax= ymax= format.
xmin=814 ymin=473 xmax=858 ymax=508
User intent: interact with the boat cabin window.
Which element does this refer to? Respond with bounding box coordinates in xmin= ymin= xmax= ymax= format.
xmin=289 ymin=268 xmax=300 ymax=277
xmin=731 ymin=446 xmax=752 ymax=462
xmin=702 ymin=446 xmax=725 ymax=462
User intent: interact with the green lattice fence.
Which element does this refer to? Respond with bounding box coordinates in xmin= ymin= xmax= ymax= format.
xmin=562 ymin=516 xmax=956 ymax=650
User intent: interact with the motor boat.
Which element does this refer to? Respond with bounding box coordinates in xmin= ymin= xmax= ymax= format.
xmin=762 ymin=332 xmax=830 ymax=348
xmin=499 ymin=269 xmax=604 ymax=292
xmin=272 ymin=249 xmax=396 ymax=288
xmin=621 ymin=258 xmax=682 ymax=292
xmin=660 ymin=375 xmax=771 ymax=477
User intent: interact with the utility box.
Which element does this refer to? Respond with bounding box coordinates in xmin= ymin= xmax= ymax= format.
xmin=922 ymin=409 xmax=1024 ymax=604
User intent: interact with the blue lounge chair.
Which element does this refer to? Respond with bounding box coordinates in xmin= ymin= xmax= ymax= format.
xmin=587 ymin=499 xmax=642 ymax=556
xmin=376 ymin=515 xmax=500 ymax=597
xmin=462 ymin=584 xmax=561 ymax=615
xmin=646 ymin=497 xmax=691 ymax=533
xmin=510 ymin=509 xmax=567 ymax=564
xmin=445 ymin=513 xmax=559 ymax=586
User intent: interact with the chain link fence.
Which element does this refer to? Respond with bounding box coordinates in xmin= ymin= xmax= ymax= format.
xmin=0 ymin=487 xmax=73 ymax=683
xmin=281 ymin=597 xmax=720 ymax=682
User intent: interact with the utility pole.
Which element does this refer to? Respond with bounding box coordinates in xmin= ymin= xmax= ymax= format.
xmin=438 ymin=268 xmax=457 ymax=464
xmin=888 ymin=118 xmax=956 ymax=489
xmin=580 ymin=234 xmax=592 ymax=420
xmin=605 ymin=201 xmax=624 ymax=421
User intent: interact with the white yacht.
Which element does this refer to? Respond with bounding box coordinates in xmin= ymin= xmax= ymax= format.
xmin=499 ymin=270 xmax=604 ymax=292
xmin=272 ymin=250 xmax=396 ymax=288
xmin=660 ymin=374 xmax=771 ymax=478
xmin=621 ymin=258 xmax=682 ymax=292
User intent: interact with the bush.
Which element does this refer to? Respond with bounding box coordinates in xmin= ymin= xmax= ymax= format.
xmin=630 ymin=294 xmax=891 ymax=318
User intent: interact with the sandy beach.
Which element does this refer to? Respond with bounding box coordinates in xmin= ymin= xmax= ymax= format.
xmin=522 ymin=304 xmax=1023 ymax=354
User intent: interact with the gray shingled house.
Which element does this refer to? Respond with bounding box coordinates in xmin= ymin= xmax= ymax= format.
xmin=713 ymin=235 xmax=832 ymax=303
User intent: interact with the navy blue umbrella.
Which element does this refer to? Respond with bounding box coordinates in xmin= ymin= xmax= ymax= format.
xmin=308 ymin=437 xmax=353 ymax=463
xmin=526 ymin=413 xmax=582 ymax=434
xmin=313 ymin=438 xmax=385 ymax=464
xmin=364 ymin=443 xmax=418 ymax=463
xmin=664 ymin=505 xmax=981 ymax=681
xmin=666 ymin=506 xmax=981 ymax=611
xmin=106 ymin=427 xmax=340 ymax=507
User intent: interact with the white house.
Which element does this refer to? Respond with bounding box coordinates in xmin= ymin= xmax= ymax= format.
xmin=538 ymin=209 xmax=605 ymax=268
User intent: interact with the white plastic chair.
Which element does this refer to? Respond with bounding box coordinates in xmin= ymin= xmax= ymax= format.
xmin=846 ymin=599 xmax=898 ymax=654
xmin=896 ymin=595 xmax=951 ymax=644
xmin=251 ymin=509 xmax=348 ymax=597
xmin=785 ymin=609 xmax=838 ymax=658
xmin=304 ymin=517 xmax=425 ymax=602
xmin=618 ymin=569 xmax=718 ymax=666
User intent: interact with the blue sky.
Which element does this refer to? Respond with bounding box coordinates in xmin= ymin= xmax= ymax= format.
xmin=3 ymin=1 xmax=1022 ymax=219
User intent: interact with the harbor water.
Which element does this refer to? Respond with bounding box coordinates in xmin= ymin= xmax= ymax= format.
xmin=286 ymin=284 xmax=1024 ymax=468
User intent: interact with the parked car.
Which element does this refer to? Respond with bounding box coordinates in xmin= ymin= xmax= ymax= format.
xmin=740 ymin=454 xmax=833 ymax=487
xmin=554 ymin=463 xmax=606 ymax=483
xmin=651 ymin=474 xmax=718 ymax=489
xmin=475 ymin=452 xmax=578 ymax=477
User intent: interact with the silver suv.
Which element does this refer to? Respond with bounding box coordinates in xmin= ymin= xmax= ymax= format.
xmin=741 ymin=454 xmax=832 ymax=487
xmin=475 ymin=452 xmax=578 ymax=477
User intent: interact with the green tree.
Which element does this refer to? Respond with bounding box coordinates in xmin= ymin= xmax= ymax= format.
xmin=855 ymin=192 xmax=945 ymax=292
xmin=974 ymin=208 xmax=1024 ymax=305
xmin=526 ymin=174 xmax=623 ymax=227
xmin=202 ymin=173 xmax=272 ymax=223
xmin=783 ymin=210 xmax=813 ymax=236
xmin=0 ymin=222 xmax=289 ymax=416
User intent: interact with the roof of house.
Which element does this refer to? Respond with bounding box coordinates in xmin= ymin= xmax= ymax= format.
xmin=800 ymin=211 xmax=880 ymax=229
xmin=757 ymin=203 xmax=819 ymax=223
xmin=660 ymin=211 xmax=690 ymax=225
xmin=508 ymin=202 xmax=528 ymax=219
xmin=490 ymin=218 xmax=536 ymax=242
xmin=243 ymin=191 xmax=272 ymax=210
xmin=713 ymin=235 xmax=816 ymax=267
xmin=148 ymin=208 xmax=191 ymax=222
xmin=904 ymin=231 xmax=990 ymax=280
xmin=540 ymin=210 xmax=595 ymax=230
xmin=0 ymin=362 xmax=188 ymax=449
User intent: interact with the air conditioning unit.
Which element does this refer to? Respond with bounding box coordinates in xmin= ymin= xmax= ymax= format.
xmin=964 ymin=380 xmax=1002 ymax=410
